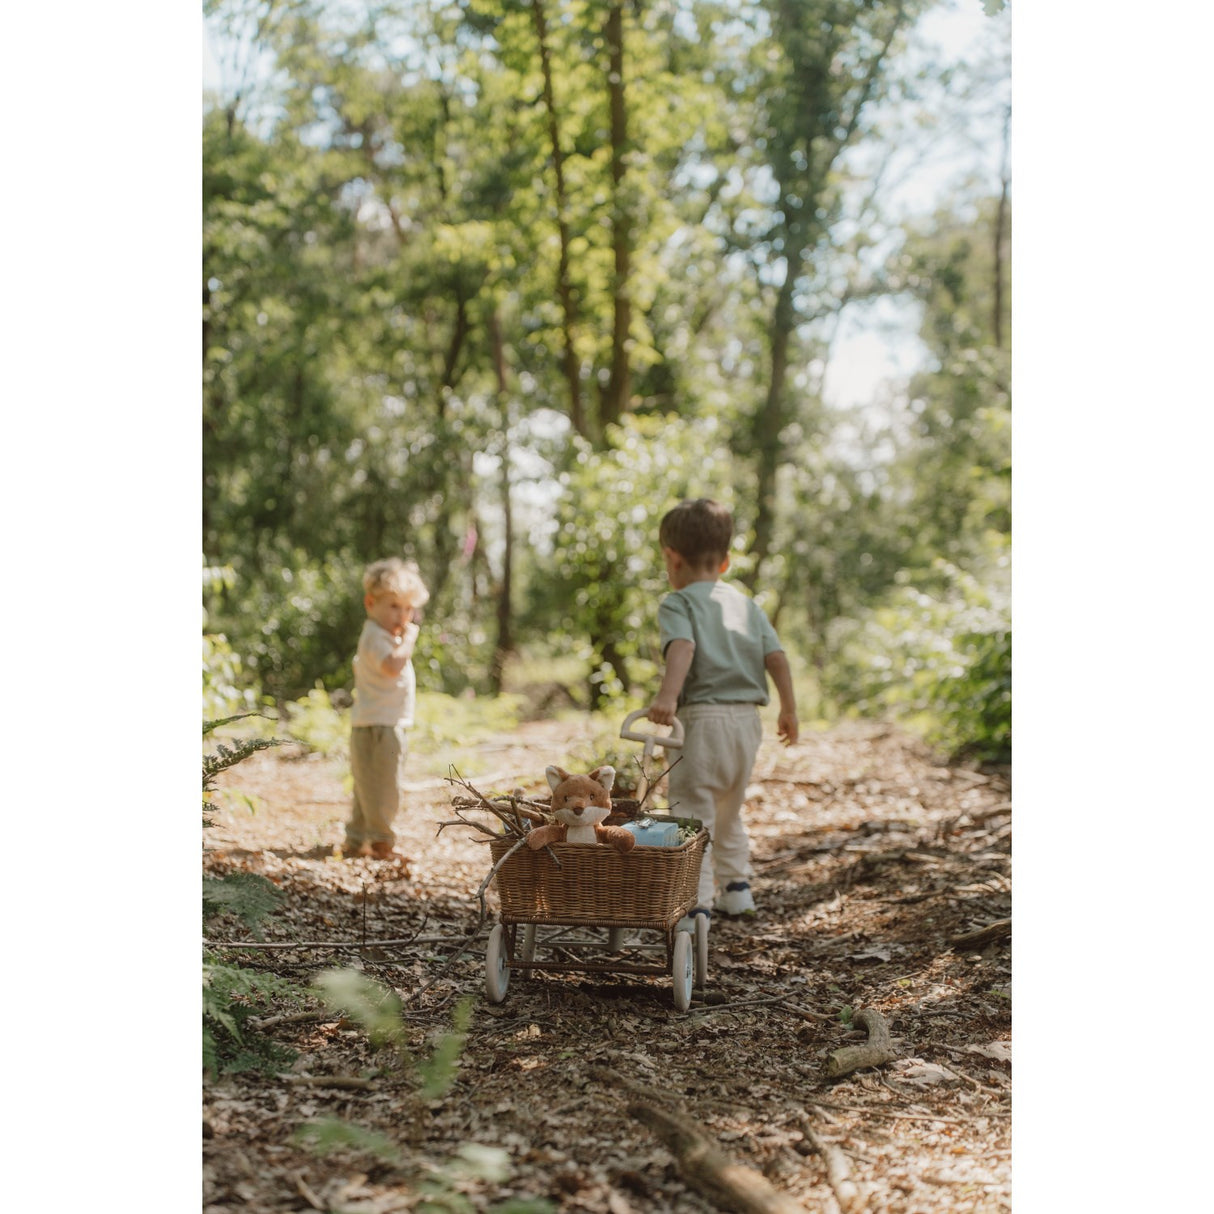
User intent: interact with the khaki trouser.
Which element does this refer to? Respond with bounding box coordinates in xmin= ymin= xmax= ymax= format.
xmin=666 ymin=703 xmax=763 ymax=908
xmin=345 ymin=724 xmax=408 ymax=848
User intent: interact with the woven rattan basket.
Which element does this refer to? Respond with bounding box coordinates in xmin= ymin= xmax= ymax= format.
xmin=489 ymin=820 xmax=707 ymax=928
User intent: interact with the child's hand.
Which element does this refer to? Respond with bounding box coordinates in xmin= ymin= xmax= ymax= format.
xmin=777 ymin=712 xmax=799 ymax=746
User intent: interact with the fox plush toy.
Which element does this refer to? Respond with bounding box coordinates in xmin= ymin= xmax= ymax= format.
xmin=525 ymin=765 xmax=636 ymax=853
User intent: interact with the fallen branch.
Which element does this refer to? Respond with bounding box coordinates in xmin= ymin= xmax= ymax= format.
xmin=248 ymin=1010 xmax=328 ymax=1031
xmin=278 ymin=1074 xmax=377 ymax=1091
xmin=825 ymin=1009 xmax=897 ymax=1079
xmin=688 ymin=991 xmax=791 ymax=1015
xmin=626 ymin=1101 xmax=809 ymax=1214
xmin=204 ymin=934 xmax=446 ymax=951
xmin=951 ymin=919 xmax=1011 ymax=950
xmin=799 ymin=1117 xmax=865 ymax=1214
xmin=293 ymin=1172 xmax=326 ymax=1212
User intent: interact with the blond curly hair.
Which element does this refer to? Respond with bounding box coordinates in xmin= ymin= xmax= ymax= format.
xmin=362 ymin=557 xmax=431 ymax=605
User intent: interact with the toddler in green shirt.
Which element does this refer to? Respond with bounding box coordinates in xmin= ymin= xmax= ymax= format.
xmin=646 ymin=499 xmax=798 ymax=920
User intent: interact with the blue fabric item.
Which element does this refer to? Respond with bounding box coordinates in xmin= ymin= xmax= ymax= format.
xmin=725 ymin=881 xmax=750 ymax=892
xmin=622 ymin=819 xmax=681 ymax=847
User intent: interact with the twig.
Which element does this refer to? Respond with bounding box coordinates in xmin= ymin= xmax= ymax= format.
xmin=248 ymin=1010 xmax=328 ymax=1031
xmin=293 ymin=1172 xmax=326 ymax=1212
xmin=278 ymin=1074 xmax=377 ymax=1091
xmin=775 ymin=996 xmax=835 ymax=1023
xmin=435 ymin=815 xmax=500 ymax=839
xmin=205 ymin=935 xmax=465 ymax=951
xmin=635 ymin=754 xmax=684 ymax=814
xmin=799 ymin=1117 xmax=866 ymax=1213
xmin=806 ymin=1100 xmax=993 ymax=1125
xmin=689 ymin=992 xmax=799 ymax=1016
xmin=445 ymin=767 xmax=548 ymax=829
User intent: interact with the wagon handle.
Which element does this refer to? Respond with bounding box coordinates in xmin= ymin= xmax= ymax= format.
xmin=620 ymin=709 xmax=685 ymax=763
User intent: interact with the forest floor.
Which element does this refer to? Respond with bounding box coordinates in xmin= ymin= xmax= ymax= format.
xmin=203 ymin=716 xmax=1011 ymax=1214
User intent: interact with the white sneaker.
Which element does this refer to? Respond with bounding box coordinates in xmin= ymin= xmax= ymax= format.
xmin=677 ymin=907 xmax=711 ymax=933
xmin=715 ymin=881 xmax=756 ymax=916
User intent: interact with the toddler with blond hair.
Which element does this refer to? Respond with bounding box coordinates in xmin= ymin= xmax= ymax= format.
xmin=341 ymin=558 xmax=430 ymax=860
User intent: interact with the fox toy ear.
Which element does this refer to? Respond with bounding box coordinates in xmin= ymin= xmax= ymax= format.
xmin=588 ymin=765 xmax=616 ymax=793
xmin=546 ymin=765 xmax=571 ymax=792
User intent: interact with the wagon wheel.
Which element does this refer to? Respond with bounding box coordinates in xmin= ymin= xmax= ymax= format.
xmin=520 ymin=924 xmax=537 ymax=965
xmin=693 ymin=913 xmax=709 ymax=988
xmin=485 ymin=924 xmax=510 ymax=1003
xmin=672 ymin=931 xmax=693 ymax=1012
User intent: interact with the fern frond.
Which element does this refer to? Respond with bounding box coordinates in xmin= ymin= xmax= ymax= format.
xmin=203 ymin=736 xmax=282 ymax=789
xmin=203 ymin=711 xmax=275 ymax=737
xmin=203 ymin=871 xmax=284 ymax=932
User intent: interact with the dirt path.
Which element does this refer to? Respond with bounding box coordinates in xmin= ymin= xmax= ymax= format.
xmin=203 ymin=719 xmax=1011 ymax=1213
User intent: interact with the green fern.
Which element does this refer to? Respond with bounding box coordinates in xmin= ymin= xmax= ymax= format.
xmin=417 ymin=996 xmax=474 ymax=1101
xmin=202 ymin=958 xmax=300 ymax=1077
xmin=202 ymin=717 xmax=282 ymax=827
xmin=294 ymin=1118 xmax=401 ymax=1164
xmin=312 ymin=969 xmax=409 ymax=1055
xmin=203 ymin=871 xmax=284 ymax=934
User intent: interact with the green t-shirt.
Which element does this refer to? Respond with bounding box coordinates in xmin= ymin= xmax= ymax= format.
xmin=658 ymin=580 xmax=782 ymax=706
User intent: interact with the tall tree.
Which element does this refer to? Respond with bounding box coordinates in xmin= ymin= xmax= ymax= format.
xmin=744 ymin=0 xmax=925 ymax=583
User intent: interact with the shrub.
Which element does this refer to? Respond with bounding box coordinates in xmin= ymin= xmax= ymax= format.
xmin=824 ymin=553 xmax=1010 ymax=762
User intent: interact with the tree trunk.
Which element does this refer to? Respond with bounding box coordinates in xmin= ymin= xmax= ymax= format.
xmin=993 ymin=104 xmax=1010 ymax=350
xmin=488 ymin=308 xmax=514 ymax=695
xmin=531 ymin=0 xmax=585 ymax=438
xmin=748 ymin=259 xmax=798 ymax=587
xmin=600 ymin=1 xmax=631 ymax=434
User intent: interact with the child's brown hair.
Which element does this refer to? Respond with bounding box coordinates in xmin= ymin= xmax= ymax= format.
xmin=658 ymin=498 xmax=733 ymax=569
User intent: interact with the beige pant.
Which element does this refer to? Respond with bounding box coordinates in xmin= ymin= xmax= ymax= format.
xmin=666 ymin=703 xmax=763 ymax=907
xmin=345 ymin=724 xmax=408 ymax=848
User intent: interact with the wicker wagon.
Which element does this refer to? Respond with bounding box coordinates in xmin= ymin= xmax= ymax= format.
xmin=483 ymin=713 xmax=709 ymax=1011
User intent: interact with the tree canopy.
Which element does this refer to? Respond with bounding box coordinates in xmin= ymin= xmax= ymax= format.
xmin=203 ymin=0 xmax=1011 ymax=758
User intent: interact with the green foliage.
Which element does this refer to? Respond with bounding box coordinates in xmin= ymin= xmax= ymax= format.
xmin=205 ymin=551 xmax=368 ymax=704
xmin=202 ymin=871 xmax=284 ymax=935
xmin=203 ymin=632 xmax=261 ymax=719
xmin=413 ymin=691 xmax=527 ymax=750
xmin=291 ymin=1126 xmax=556 ymax=1214
xmin=312 ymin=969 xmax=474 ymax=1100
xmin=203 ymin=713 xmax=292 ymax=1077
xmin=824 ymin=547 xmax=1010 ymax=761
xmin=537 ymin=413 xmax=740 ymax=701
xmin=931 ymin=626 xmax=1011 ymax=764
xmin=313 ymin=968 xmax=409 ymax=1055
xmin=202 ymin=721 xmax=282 ymax=827
xmin=202 ymin=957 xmax=300 ymax=1078
xmin=202 ymin=0 xmax=1012 ymax=732
xmin=204 ymin=564 xmax=263 ymax=716
xmin=417 ymin=996 xmax=474 ymax=1102
xmin=283 ymin=686 xmax=349 ymax=757
xmin=416 ymin=1144 xmax=557 ymax=1213
xmin=294 ymin=1117 xmax=402 ymax=1164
